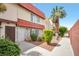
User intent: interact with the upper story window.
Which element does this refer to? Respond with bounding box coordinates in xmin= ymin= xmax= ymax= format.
xmin=39 ymin=18 xmax=43 ymax=25
xmin=31 ymin=13 xmax=40 ymax=24
xmin=31 ymin=13 xmax=34 ymax=22
xmin=37 ymin=17 xmax=40 ymax=23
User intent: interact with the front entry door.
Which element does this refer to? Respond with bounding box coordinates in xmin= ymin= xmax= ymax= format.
xmin=5 ymin=26 xmax=15 ymax=42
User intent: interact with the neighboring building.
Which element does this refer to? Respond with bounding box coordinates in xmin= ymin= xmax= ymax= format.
xmin=69 ymin=20 xmax=79 ymax=56
xmin=44 ymin=19 xmax=53 ymax=29
xmin=0 ymin=3 xmax=45 ymax=42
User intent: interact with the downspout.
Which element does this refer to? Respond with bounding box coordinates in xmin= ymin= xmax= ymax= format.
xmin=16 ymin=4 xmax=19 ymax=43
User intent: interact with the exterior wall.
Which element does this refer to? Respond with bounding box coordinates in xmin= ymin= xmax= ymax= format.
xmin=0 ymin=3 xmax=45 ymax=25
xmin=15 ymin=27 xmax=43 ymax=42
xmin=16 ymin=27 xmax=26 ymax=42
xmin=45 ymin=19 xmax=53 ymax=29
xmin=34 ymin=16 xmax=45 ymax=25
xmin=18 ymin=3 xmax=45 ymax=19
xmin=17 ymin=4 xmax=45 ymax=25
xmin=0 ymin=22 xmax=16 ymax=38
xmin=0 ymin=3 xmax=45 ymax=42
xmin=69 ymin=20 xmax=79 ymax=56
xmin=38 ymin=30 xmax=43 ymax=37
xmin=15 ymin=27 xmax=31 ymax=42
xmin=25 ymin=28 xmax=31 ymax=40
xmin=33 ymin=15 xmax=39 ymax=23
xmin=17 ymin=5 xmax=31 ymax=22
xmin=0 ymin=4 xmax=17 ymax=21
xmin=40 ymin=18 xmax=45 ymax=25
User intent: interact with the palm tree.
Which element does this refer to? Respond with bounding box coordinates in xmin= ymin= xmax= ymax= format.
xmin=0 ymin=3 xmax=7 ymax=13
xmin=50 ymin=6 xmax=66 ymax=40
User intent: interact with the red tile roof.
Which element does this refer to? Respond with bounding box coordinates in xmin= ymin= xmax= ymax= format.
xmin=17 ymin=19 xmax=45 ymax=29
xmin=18 ymin=3 xmax=45 ymax=19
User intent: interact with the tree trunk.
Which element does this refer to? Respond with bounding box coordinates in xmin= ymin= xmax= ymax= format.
xmin=55 ymin=16 xmax=59 ymax=40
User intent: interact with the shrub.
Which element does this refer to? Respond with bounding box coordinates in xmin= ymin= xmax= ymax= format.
xmin=59 ymin=26 xmax=67 ymax=37
xmin=0 ymin=38 xmax=21 ymax=56
xmin=43 ymin=29 xmax=53 ymax=44
xmin=30 ymin=33 xmax=38 ymax=41
xmin=38 ymin=36 xmax=43 ymax=41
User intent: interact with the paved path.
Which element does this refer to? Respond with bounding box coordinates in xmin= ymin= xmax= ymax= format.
xmin=51 ymin=37 xmax=74 ymax=56
xmin=19 ymin=37 xmax=74 ymax=56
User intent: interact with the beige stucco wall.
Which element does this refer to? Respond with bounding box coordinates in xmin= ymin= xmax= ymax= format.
xmin=15 ymin=27 xmax=31 ymax=42
xmin=15 ymin=27 xmax=26 ymax=42
xmin=33 ymin=15 xmax=45 ymax=25
xmin=38 ymin=30 xmax=43 ymax=37
xmin=44 ymin=19 xmax=53 ymax=29
xmin=0 ymin=4 xmax=17 ymax=21
xmin=17 ymin=6 xmax=45 ymax=25
xmin=0 ymin=3 xmax=45 ymax=25
xmin=0 ymin=3 xmax=32 ymax=22
xmin=40 ymin=18 xmax=45 ymax=25
xmin=17 ymin=5 xmax=31 ymax=22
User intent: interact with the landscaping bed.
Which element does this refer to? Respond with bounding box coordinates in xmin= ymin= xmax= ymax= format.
xmin=25 ymin=38 xmax=61 ymax=51
xmin=39 ymin=41 xmax=60 ymax=51
xmin=25 ymin=29 xmax=62 ymax=51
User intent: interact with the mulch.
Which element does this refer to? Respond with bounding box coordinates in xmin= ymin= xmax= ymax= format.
xmin=25 ymin=39 xmax=61 ymax=51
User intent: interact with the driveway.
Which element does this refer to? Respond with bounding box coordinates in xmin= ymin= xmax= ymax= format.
xmin=18 ymin=37 xmax=74 ymax=56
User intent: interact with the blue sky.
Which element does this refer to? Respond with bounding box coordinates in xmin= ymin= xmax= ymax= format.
xmin=33 ymin=3 xmax=79 ymax=30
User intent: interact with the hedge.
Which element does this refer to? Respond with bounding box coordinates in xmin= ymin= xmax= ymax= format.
xmin=59 ymin=26 xmax=67 ymax=37
xmin=0 ymin=39 xmax=21 ymax=56
xmin=43 ymin=29 xmax=53 ymax=44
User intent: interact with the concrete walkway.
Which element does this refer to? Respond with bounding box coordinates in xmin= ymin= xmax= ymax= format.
xmin=51 ymin=37 xmax=74 ymax=56
xmin=19 ymin=37 xmax=74 ymax=56
xmin=19 ymin=42 xmax=50 ymax=56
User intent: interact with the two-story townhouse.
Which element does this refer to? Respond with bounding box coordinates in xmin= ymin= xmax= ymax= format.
xmin=0 ymin=3 xmax=45 ymax=42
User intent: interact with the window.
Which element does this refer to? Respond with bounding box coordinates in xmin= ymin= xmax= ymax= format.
xmin=30 ymin=29 xmax=39 ymax=36
xmin=31 ymin=13 xmax=34 ymax=22
xmin=31 ymin=13 xmax=40 ymax=24
xmin=31 ymin=13 xmax=36 ymax=23
xmin=37 ymin=17 xmax=40 ymax=23
xmin=35 ymin=29 xmax=39 ymax=35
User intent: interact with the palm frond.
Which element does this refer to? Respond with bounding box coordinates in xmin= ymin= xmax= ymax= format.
xmin=59 ymin=6 xmax=64 ymax=10
xmin=56 ymin=6 xmax=58 ymax=11
xmin=60 ymin=10 xmax=66 ymax=18
xmin=50 ymin=6 xmax=66 ymax=23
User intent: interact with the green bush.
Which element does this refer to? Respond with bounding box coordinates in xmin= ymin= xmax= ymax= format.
xmin=0 ymin=39 xmax=21 ymax=56
xmin=38 ymin=36 xmax=44 ymax=41
xmin=30 ymin=33 xmax=38 ymax=41
xmin=43 ymin=29 xmax=53 ymax=44
xmin=59 ymin=26 xmax=67 ymax=37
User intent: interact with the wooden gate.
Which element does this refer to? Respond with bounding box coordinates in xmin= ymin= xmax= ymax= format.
xmin=5 ymin=26 xmax=15 ymax=42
